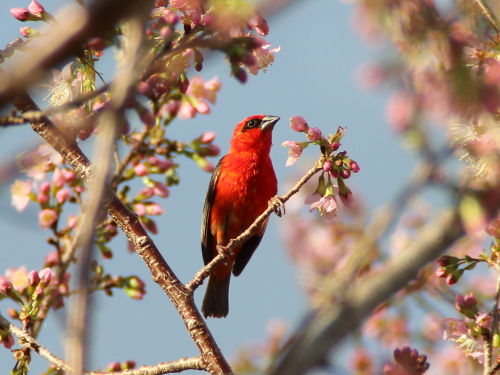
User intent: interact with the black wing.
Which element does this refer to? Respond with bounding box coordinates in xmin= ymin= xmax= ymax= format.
xmin=201 ymin=156 xmax=225 ymax=265
xmin=232 ymin=217 xmax=270 ymax=276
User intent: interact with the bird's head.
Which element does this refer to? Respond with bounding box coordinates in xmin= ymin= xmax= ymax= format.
xmin=229 ymin=115 xmax=280 ymax=153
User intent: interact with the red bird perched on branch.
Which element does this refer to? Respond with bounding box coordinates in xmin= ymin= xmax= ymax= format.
xmin=201 ymin=114 xmax=280 ymax=318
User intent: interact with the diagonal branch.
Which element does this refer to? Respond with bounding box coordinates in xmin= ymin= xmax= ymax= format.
xmin=270 ymin=207 xmax=464 ymax=375
xmin=185 ymin=163 xmax=323 ymax=292
xmin=8 ymin=87 xmax=231 ymax=374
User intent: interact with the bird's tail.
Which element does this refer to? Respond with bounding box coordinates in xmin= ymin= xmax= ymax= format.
xmin=202 ymin=274 xmax=230 ymax=318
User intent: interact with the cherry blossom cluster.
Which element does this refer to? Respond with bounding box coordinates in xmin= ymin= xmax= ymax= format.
xmin=282 ymin=116 xmax=360 ymax=221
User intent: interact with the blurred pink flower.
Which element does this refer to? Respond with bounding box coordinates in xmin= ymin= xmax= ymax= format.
xmin=11 ymin=180 xmax=32 ymax=212
xmin=281 ymin=141 xmax=302 ymax=167
xmin=38 ymin=208 xmax=58 ymax=230
xmin=5 ymin=266 xmax=29 ymax=292
xmin=245 ymin=37 xmax=280 ymax=75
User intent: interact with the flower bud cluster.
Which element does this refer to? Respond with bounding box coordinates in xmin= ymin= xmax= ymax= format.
xmin=282 ymin=116 xmax=360 ymax=221
xmin=435 ymin=254 xmax=479 ymax=286
xmin=90 ymin=262 xmax=146 ymax=300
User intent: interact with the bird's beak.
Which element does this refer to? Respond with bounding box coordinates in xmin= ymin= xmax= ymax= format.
xmin=261 ymin=115 xmax=280 ymax=131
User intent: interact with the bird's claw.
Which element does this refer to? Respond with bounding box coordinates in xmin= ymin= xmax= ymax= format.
xmin=270 ymin=195 xmax=285 ymax=217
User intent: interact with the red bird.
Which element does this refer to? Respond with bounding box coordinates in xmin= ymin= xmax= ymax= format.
xmin=201 ymin=114 xmax=279 ymax=318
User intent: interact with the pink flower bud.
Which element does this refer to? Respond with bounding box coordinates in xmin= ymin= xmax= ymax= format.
xmin=146 ymin=203 xmax=164 ymax=216
xmin=55 ymin=189 xmax=70 ymax=204
xmin=350 ymin=160 xmax=360 ymax=173
xmin=20 ymin=27 xmax=39 ymax=38
xmin=39 ymin=268 xmax=52 ymax=285
xmin=307 ymin=127 xmax=322 ymax=141
xmin=162 ymin=9 xmax=179 ymax=24
xmin=134 ymin=164 xmax=148 ymax=177
xmin=10 ymin=8 xmax=31 ymax=22
xmin=136 ymin=81 xmax=151 ymax=95
xmin=52 ymin=168 xmax=65 ymax=188
xmin=37 ymin=193 xmax=49 ymax=204
xmin=44 ymin=251 xmax=60 ymax=267
xmin=28 ymin=0 xmax=45 ymax=17
xmin=134 ymin=203 xmax=147 ymax=217
xmin=323 ymin=160 xmax=333 ymax=172
xmin=0 ymin=276 xmax=13 ymax=294
xmin=67 ymin=214 xmax=78 ymax=229
xmin=40 ymin=181 xmax=51 ymax=194
xmin=28 ymin=270 xmax=40 ymax=286
xmin=63 ymin=169 xmax=76 ymax=183
xmin=289 ymin=116 xmax=308 ymax=132
xmin=340 ymin=169 xmax=351 ymax=179
xmin=331 ymin=142 xmax=340 ymax=151
xmin=200 ymin=131 xmax=216 ymax=144
xmin=1 ymin=334 xmax=15 ymax=349
xmin=153 ymin=182 xmax=170 ymax=197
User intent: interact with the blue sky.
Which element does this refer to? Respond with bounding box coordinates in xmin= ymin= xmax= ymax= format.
xmin=0 ymin=0 xmax=416 ymax=373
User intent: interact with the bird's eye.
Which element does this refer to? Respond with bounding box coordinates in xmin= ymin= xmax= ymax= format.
xmin=243 ymin=118 xmax=262 ymax=130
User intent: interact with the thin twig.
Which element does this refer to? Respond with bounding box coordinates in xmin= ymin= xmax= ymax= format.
xmin=185 ymin=163 xmax=323 ymax=292
xmin=1 ymin=312 xmax=204 ymax=374
xmin=475 ymin=0 xmax=500 ymax=33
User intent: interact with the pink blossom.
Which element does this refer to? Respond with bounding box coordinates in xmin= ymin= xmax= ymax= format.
xmin=307 ymin=194 xmax=338 ymax=221
xmin=5 ymin=266 xmax=29 ymax=292
xmin=443 ymin=318 xmax=468 ymax=340
xmin=38 ymin=209 xmax=58 ymax=230
xmin=386 ymin=92 xmax=415 ymax=134
xmin=281 ymin=141 xmax=302 ymax=167
xmin=306 ymin=127 xmax=322 ymax=141
xmin=475 ymin=312 xmax=492 ymax=329
xmin=245 ymin=37 xmax=280 ymax=75
xmin=11 ymin=180 xmax=32 ymax=212
xmin=289 ymin=116 xmax=308 ymax=132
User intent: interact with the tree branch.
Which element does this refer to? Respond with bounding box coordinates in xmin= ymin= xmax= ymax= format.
xmin=185 ymin=163 xmax=323 ymax=292
xmin=8 ymin=87 xmax=231 ymax=374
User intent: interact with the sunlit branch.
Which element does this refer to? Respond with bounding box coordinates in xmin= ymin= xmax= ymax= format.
xmin=270 ymin=207 xmax=464 ymax=375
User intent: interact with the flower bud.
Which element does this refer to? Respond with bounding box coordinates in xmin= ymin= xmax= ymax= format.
xmin=289 ymin=116 xmax=308 ymax=132
xmin=306 ymin=127 xmax=322 ymax=141
xmin=28 ymin=270 xmax=40 ymax=286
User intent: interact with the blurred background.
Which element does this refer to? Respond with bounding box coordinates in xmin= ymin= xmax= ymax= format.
xmin=0 ymin=0 xmax=419 ymax=373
